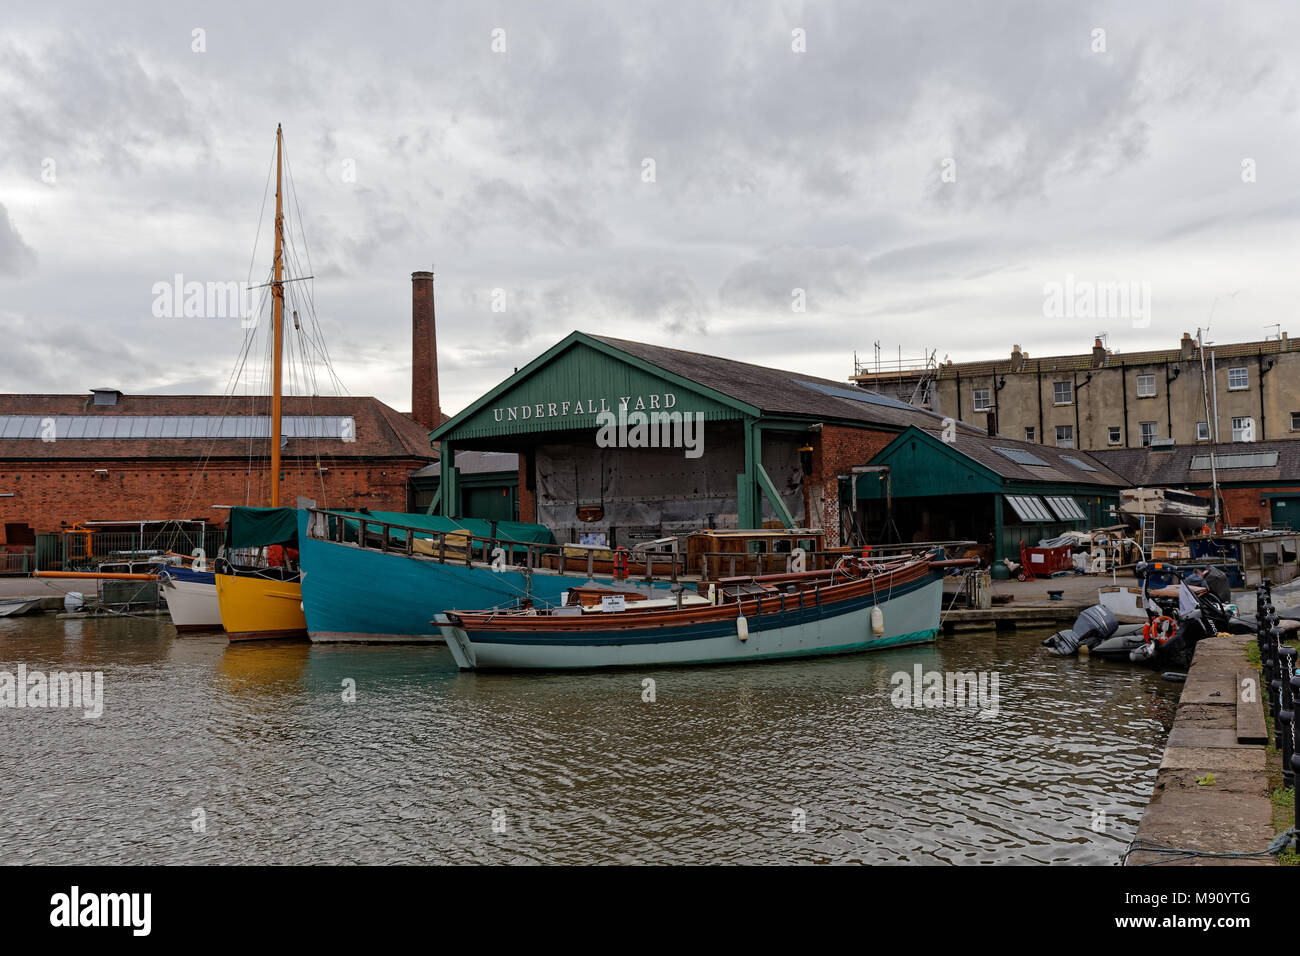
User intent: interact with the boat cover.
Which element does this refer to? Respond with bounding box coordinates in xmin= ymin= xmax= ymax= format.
xmin=228 ymin=506 xmax=300 ymax=548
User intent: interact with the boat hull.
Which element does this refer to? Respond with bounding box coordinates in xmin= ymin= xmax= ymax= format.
xmin=299 ymin=529 xmax=642 ymax=643
xmin=162 ymin=575 xmax=222 ymax=631
xmin=437 ymin=571 xmax=943 ymax=670
xmin=215 ymin=571 xmax=307 ymax=641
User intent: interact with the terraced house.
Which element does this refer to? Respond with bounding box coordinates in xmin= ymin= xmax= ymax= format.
xmin=852 ymin=331 xmax=1300 ymax=451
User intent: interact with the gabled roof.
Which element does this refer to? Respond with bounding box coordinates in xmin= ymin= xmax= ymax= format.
xmin=1091 ymin=439 xmax=1300 ymax=486
xmin=876 ymin=425 xmax=1129 ymax=487
xmin=0 ymin=394 xmax=435 ymax=462
xmin=589 ymin=334 xmax=974 ymax=431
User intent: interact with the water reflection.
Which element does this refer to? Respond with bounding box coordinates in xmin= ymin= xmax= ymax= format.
xmin=0 ymin=615 xmax=1177 ymax=864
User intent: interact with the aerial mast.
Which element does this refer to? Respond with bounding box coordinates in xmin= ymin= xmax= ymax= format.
xmin=270 ymin=124 xmax=285 ymax=507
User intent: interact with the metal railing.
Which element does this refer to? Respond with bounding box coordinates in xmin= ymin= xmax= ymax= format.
xmin=307 ymin=508 xmax=950 ymax=585
xmin=1252 ymin=580 xmax=1299 ymax=853
xmin=0 ymin=551 xmax=34 ymax=575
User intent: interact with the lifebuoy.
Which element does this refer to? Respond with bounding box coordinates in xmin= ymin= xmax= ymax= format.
xmin=613 ymin=547 xmax=630 ymax=580
xmin=1143 ymin=615 xmax=1177 ymax=645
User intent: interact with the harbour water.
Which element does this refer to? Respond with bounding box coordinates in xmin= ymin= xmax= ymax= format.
xmin=1 ymin=614 xmax=1179 ymax=865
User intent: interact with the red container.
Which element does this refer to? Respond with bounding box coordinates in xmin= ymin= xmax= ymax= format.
xmin=1024 ymin=543 xmax=1073 ymax=576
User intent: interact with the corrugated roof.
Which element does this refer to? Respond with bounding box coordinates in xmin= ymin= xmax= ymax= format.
xmin=411 ymin=450 xmax=519 ymax=478
xmin=0 ymin=394 xmax=435 ymax=462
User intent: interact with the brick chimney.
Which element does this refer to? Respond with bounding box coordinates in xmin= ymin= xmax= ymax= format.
xmin=1092 ymin=337 xmax=1107 ymax=367
xmin=1180 ymin=331 xmax=1196 ymax=360
xmin=411 ymin=270 xmax=441 ymax=431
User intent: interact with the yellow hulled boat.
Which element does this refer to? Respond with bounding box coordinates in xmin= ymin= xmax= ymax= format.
xmin=215 ymin=566 xmax=306 ymax=642
xmin=213 ymin=124 xmax=307 ymax=643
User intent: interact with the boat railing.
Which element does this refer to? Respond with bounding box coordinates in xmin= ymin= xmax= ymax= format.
xmin=305 ymin=508 xmax=693 ymax=580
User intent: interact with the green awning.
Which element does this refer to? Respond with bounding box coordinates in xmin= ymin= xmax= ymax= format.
xmin=227 ymin=506 xmax=300 ymax=549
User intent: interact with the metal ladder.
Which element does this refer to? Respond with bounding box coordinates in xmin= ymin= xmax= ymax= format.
xmin=1140 ymin=517 xmax=1156 ymax=557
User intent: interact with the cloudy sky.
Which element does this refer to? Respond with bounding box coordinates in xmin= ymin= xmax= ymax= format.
xmin=1 ymin=1 xmax=1297 ymax=416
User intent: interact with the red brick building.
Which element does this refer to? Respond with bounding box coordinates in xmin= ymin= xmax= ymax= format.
xmin=0 ymin=270 xmax=448 ymax=563
xmin=1092 ymin=440 xmax=1300 ymax=530
xmin=0 ymin=392 xmax=435 ymax=551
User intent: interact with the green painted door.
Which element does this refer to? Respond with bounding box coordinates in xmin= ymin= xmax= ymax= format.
xmin=464 ymin=486 xmax=516 ymax=522
xmin=1271 ymin=497 xmax=1300 ymax=530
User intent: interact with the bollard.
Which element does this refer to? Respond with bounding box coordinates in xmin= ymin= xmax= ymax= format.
xmin=1279 ymin=646 xmax=1297 ymax=789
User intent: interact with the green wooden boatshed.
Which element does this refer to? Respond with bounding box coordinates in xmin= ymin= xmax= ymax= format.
xmin=854 ymin=425 xmax=1126 ymax=563
xmin=428 ymin=331 xmax=974 ymax=547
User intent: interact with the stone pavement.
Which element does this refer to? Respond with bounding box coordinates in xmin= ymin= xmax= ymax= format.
xmin=1126 ymin=633 xmax=1277 ymax=866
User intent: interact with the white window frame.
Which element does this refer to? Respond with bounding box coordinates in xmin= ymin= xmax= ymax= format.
xmin=1024 ymin=426 xmax=1035 ymax=443
xmin=972 ymin=388 xmax=991 ymax=412
xmin=1108 ymin=426 xmax=1122 ymax=445
xmin=1006 ymin=495 xmax=1054 ymax=522
xmin=1290 ymin=411 xmax=1300 ymax=432
xmin=1055 ymin=424 xmax=1074 ymax=448
xmin=1044 ymin=496 xmax=1087 ymax=521
xmin=1197 ymin=421 xmax=1210 ymax=441
xmin=1139 ymin=421 xmax=1158 ymax=446
xmin=1232 ymin=416 xmax=1255 ymax=442
xmin=1135 ymin=373 xmax=1156 ymax=398
xmin=1228 ymin=367 xmax=1249 ymax=391
xmin=1052 ymin=381 xmax=1073 ymax=406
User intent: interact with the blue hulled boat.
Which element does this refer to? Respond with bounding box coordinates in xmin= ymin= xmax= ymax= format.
xmin=298 ymin=508 xmax=664 ymax=644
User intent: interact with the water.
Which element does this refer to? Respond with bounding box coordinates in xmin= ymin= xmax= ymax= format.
xmin=0 ymin=614 xmax=1178 ymax=864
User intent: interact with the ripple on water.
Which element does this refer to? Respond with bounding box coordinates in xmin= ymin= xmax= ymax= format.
xmin=0 ymin=617 xmax=1177 ymax=864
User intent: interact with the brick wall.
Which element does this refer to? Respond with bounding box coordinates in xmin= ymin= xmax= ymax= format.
xmin=1179 ymin=485 xmax=1300 ymax=530
xmin=517 ymin=455 xmax=536 ymax=523
xmin=0 ymin=457 xmax=423 ymax=543
xmin=811 ymin=425 xmax=897 ymax=547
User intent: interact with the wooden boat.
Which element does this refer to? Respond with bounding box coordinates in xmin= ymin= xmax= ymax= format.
xmin=158 ymin=562 xmax=221 ymax=631
xmin=212 ymin=125 xmax=306 ymax=642
xmin=299 ymin=508 xmax=644 ymax=644
xmin=1119 ymin=487 xmax=1210 ymax=536
xmin=0 ymin=598 xmax=41 ymax=618
xmin=435 ymin=551 xmax=964 ymax=670
xmin=536 ymin=529 xmax=827 ymax=579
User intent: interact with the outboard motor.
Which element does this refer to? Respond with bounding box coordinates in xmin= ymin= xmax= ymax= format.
xmin=1043 ymin=604 xmax=1119 ymax=656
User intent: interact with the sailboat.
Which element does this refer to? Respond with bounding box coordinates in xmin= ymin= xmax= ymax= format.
xmin=213 ymin=125 xmax=308 ymax=642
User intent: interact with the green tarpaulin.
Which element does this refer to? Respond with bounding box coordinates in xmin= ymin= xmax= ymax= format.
xmin=227 ymin=507 xmax=300 ymax=549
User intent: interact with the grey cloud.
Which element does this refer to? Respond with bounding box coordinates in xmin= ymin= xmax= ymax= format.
xmin=0 ymin=205 xmax=36 ymax=277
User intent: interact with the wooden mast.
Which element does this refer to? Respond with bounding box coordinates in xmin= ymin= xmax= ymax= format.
xmin=270 ymin=124 xmax=285 ymax=507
